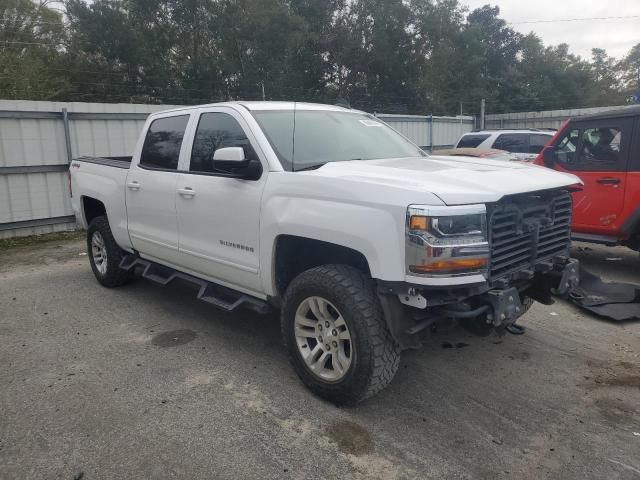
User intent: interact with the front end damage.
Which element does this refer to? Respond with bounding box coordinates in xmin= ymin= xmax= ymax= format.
xmin=380 ymin=188 xmax=580 ymax=350
xmin=379 ymin=256 xmax=579 ymax=349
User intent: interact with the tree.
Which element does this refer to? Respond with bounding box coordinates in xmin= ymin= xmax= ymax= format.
xmin=590 ymin=48 xmax=625 ymax=104
xmin=1 ymin=0 xmax=637 ymax=113
xmin=619 ymin=43 xmax=640 ymax=93
xmin=0 ymin=0 xmax=68 ymax=100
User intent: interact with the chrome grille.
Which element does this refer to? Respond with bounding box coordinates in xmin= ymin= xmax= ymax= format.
xmin=489 ymin=190 xmax=572 ymax=279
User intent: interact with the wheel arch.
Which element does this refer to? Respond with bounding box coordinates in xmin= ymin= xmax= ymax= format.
xmin=81 ymin=196 xmax=107 ymax=227
xmin=272 ymin=235 xmax=371 ymax=298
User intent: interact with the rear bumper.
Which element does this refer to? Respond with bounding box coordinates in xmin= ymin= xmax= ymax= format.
xmin=378 ymin=256 xmax=579 ymax=350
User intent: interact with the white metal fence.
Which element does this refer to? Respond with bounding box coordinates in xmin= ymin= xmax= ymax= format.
xmin=0 ymin=101 xmax=475 ymax=238
xmin=484 ymin=105 xmax=632 ymax=130
xmin=0 ymin=100 xmax=179 ymax=239
xmin=376 ymin=114 xmax=475 ymax=150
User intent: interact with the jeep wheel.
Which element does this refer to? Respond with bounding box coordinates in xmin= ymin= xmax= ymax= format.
xmin=281 ymin=265 xmax=400 ymax=405
xmin=87 ymin=216 xmax=132 ymax=288
xmin=520 ymin=295 xmax=534 ymax=315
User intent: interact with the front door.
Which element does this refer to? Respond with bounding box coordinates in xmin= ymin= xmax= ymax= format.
xmin=551 ymin=118 xmax=633 ymax=234
xmin=175 ymin=109 xmax=266 ymax=294
xmin=126 ymin=114 xmax=190 ymax=264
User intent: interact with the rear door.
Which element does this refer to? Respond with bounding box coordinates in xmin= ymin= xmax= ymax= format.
xmin=551 ymin=118 xmax=633 ymax=234
xmin=125 ymin=113 xmax=191 ymax=264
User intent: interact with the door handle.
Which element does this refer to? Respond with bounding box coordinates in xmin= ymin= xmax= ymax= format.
xmin=177 ymin=187 xmax=196 ymax=198
xmin=596 ymin=177 xmax=621 ymax=186
xmin=127 ymin=181 xmax=141 ymax=191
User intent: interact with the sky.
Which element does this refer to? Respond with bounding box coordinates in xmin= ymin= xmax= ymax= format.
xmin=461 ymin=0 xmax=640 ymax=60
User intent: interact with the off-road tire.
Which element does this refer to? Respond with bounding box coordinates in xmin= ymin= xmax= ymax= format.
xmin=87 ymin=216 xmax=132 ymax=288
xmin=281 ymin=264 xmax=400 ymax=405
xmin=520 ymin=295 xmax=534 ymax=315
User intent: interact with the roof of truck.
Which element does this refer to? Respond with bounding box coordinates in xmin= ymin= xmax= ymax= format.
xmin=154 ymin=101 xmax=359 ymax=115
xmin=571 ymin=105 xmax=640 ymax=121
xmin=463 ymin=129 xmax=555 ymax=135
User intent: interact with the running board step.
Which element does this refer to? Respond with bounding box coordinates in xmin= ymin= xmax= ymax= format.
xmin=119 ymin=255 xmax=271 ymax=314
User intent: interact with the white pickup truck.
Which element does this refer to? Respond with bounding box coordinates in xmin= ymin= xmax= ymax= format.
xmin=70 ymin=101 xmax=581 ymax=404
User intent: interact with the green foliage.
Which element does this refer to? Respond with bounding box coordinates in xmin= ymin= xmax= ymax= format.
xmin=0 ymin=0 xmax=68 ymax=99
xmin=619 ymin=43 xmax=640 ymax=92
xmin=0 ymin=0 xmax=637 ymax=113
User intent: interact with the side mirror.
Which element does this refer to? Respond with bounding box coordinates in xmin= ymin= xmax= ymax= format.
xmin=213 ymin=147 xmax=245 ymax=163
xmin=542 ymin=147 xmax=556 ymax=168
xmin=212 ymin=147 xmax=262 ymax=180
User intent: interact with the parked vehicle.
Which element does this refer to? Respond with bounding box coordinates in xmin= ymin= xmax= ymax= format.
xmin=432 ymin=147 xmax=517 ymax=162
xmin=456 ymin=129 xmax=555 ymax=161
xmin=70 ymin=101 xmax=581 ymax=404
xmin=535 ymin=105 xmax=640 ymax=250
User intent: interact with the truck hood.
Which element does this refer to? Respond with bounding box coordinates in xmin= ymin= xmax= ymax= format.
xmin=307 ymin=156 xmax=581 ymax=205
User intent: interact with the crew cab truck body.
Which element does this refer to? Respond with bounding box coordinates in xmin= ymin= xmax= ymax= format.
xmin=71 ymin=102 xmax=581 ymax=404
xmin=536 ymin=105 xmax=640 ymax=250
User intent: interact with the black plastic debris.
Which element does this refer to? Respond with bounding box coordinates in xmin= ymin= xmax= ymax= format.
xmin=568 ymin=267 xmax=640 ymax=322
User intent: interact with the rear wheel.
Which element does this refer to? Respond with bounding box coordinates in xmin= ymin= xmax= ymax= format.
xmin=281 ymin=265 xmax=400 ymax=405
xmin=87 ymin=216 xmax=132 ymax=288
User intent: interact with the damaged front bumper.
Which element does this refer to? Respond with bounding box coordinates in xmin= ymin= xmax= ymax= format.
xmin=378 ymin=256 xmax=580 ymax=350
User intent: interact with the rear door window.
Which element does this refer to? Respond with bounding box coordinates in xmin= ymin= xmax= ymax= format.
xmin=529 ymin=134 xmax=551 ymax=154
xmin=456 ymin=134 xmax=490 ymax=148
xmin=140 ymin=115 xmax=190 ymax=170
xmin=492 ymin=133 xmax=528 ymax=153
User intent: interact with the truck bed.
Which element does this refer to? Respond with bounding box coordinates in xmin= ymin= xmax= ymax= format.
xmin=75 ymin=156 xmax=132 ymax=169
xmin=70 ymin=155 xmax=133 ymax=250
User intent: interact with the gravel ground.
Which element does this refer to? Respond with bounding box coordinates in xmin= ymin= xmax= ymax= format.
xmin=0 ymin=238 xmax=638 ymax=480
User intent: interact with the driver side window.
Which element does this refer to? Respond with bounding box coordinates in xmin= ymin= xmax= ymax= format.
xmin=190 ymin=113 xmax=258 ymax=174
xmin=577 ymin=127 xmax=621 ymax=170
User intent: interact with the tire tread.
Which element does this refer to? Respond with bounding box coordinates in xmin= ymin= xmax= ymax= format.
xmin=281 ymin=264 xmax=400 ymax=405
xmin=87 ymin=216 xmax=132 ymax=288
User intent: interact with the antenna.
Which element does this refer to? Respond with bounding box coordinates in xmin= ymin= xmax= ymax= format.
xmin=292 ymin=101 xmax=297 ymax=170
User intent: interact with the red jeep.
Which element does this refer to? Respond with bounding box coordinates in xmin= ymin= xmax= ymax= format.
xmin=535 ymin=106 xmax=640 ymax=251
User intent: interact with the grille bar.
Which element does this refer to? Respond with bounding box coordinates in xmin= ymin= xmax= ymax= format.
xmin=488 ymin=189 xmax=572 ymax=279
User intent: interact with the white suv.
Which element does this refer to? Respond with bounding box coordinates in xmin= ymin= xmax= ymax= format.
xmin=456 ymin=129 xmax=554 ymax=161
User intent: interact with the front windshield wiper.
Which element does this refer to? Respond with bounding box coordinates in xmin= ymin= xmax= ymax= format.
xmin=295 ymin=163 xmax=328 ymax=172
xmin=295 ymin=158 xmax=366 ymax=172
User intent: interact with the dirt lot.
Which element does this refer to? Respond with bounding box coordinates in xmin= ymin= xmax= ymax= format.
xmin=1 ymin=236 xmax=638 ymax=479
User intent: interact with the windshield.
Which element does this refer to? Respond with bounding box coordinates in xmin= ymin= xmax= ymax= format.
xmin=251 ymin=109 xmax=426 ymax=171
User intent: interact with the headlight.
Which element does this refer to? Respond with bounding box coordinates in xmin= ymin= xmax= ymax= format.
xmin=406 ymin=205 xmax=489 ymax=276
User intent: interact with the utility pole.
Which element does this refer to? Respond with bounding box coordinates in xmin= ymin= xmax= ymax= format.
xmin=261 ymin=81 xmax=266 ymax=101
xmin=480 ymin=98 xmax=486 ymax=130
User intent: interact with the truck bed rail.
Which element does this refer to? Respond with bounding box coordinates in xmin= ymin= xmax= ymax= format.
xmin=74 ymin=156 xmax=132 ymax=169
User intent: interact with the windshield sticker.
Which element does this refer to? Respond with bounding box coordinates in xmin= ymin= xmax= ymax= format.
xmin=359 ymin=120 xmax=384 ymax=127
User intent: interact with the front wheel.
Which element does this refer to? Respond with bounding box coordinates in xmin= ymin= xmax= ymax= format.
xmin=281 ymin=265 xmax=400 ymax=405
xmin=87 ymin=216 xmax=132 ymax=288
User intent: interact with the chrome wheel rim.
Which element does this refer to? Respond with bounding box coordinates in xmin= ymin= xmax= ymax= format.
xmin=294 ymin=296 xmax=353 ymax=382
xmin=91 ymin=231 xmax=108 ymax=275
